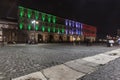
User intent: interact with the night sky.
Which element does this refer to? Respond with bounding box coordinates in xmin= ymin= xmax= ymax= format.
xmin=1 ymin=0 xmax=120 ymax=38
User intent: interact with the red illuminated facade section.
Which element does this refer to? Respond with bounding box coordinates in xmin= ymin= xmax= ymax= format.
xmin=83 ymin=24 xmax=97 ymax=37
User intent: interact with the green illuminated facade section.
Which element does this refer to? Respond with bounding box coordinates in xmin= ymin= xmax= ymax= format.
xmin=35 ymin=11 xmax=39 ymax=20
xmin=52 ymin=16 xmax=56 ymax=24
xmin=42 ymin=13 xmax=46 ymax=22
xmin=28 ymin=24 xmax=31 ymax=30
xmin=48 ymin=15 xmax=51 ymax=23
xmin=19 ymin=23 xmax=23 ymax=30
xmin=53 ymin=27 xmax=55 ymax=33
xmin=48 ymin=27 xmax=50 ymax=32
xmin=18 ymin=6 xmax=65 ymax=34
xmin=58 ymin=28 xmax=60 ymax=33
xmin=27 ymin=9 xmax=32 ymax=19
xmin=62 ymin=28 xmax=64 ymax=33
xmin=35 ymin=25 xmax=39 ymax=31
xmin=42 ymin=25 xmax=45 ymax=32
xmin=19 ymin=6 xmax=24 ymax=18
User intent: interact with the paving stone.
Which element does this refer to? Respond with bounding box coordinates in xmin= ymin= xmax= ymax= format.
xmin=84 ymin=61 xmax=99 ymax=68
xmin=43 ymin=64 xmax=85 ymax=80
xmin=0 ymin=72 xmax=2 ymax=75
xmin=82 ymin=54 xmax=119 ymax=64
xmin=0 ymin=76 xmax=5 ymax=80
xmin=65 ymin=61 xmax=95 ymax=74
xmin=75 ymin=59 xmax=88 ymax=64
xmin=75 ymin=59 xmax=99 ymax=68
xmin=12 ymin=72 xmax=47 ymax=80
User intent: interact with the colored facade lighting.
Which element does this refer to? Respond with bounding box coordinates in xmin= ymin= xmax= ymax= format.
xmin=75 ymin=22 xmax=78 ymax=28
xmin=78 ymin=31 xmax=81 ymax=35
xmin=66 ymin=30 xmax=68 ymax=35
xmin=69 ymin=30 xmax=71 ymax=34
xmin=19 ymin=23 xmax=23 ymax=30
xmin=76 ymin=29 xmax=78 ymax=34
xmin=72 ymin=21 xmax=75 ymax=27
xmin=28 ymin=24 xmax=31 ymax=30
xmin=42 ymin=13 xmax=46 ymax=22
xmin=35 ymin=25 xmax=39 ymax=31
xmin=69 ymin=20 xmax=72 ymax=27
xmin=72 ymin=30 xmax=74 ymax=34
xmin=42 ymin=25 xmax=45 ymax=32
xmin=62 ymin=28 xmax=64 ymax=33
xmin=65 ymin=19 xmax=68 ymax=26
xmin=19 ymin=6 xmax=24 ymax=18
xmin=35 ymin=11 xmax=39 ymax=20
xmin=27 ymin=9 xmax=32 ymax=19
xmin=52 ymin=16 xmax=56 ymax=24
xmin=48 ymin=27 xmax=50 ymax=32
xmin=48 ymin=15 xmax=51 ymax=23
xmin=77 ymin=23 xmax=79 ymax=28
xmin=76 ymin=22 xmax=80 ymax=28
xmin=58 ymin=28 xmax=60 ymax=34
xmin=18 ymin=6 xmax=96 ymax=39
xmin=53 ymin=27 xmax=55 ymax=33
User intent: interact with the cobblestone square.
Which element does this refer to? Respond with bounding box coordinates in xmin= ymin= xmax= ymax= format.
xmin=0 ymin=44 xmax=119 ymax=80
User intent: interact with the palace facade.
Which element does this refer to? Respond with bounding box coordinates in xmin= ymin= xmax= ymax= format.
xmin=0 ymin=6 xmax=97 ymax=44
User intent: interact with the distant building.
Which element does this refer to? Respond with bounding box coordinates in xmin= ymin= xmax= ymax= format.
xmin=17 ymin=6 xmax=97 ymax=43
xmin=0 ymin=18 xmax=17 ymax=43
xmin=0 ymin=6 xmax=97 ymax=44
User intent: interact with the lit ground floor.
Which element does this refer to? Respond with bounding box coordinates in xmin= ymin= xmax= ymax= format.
xmin=1 ymin=29 xmax=96 ymax=44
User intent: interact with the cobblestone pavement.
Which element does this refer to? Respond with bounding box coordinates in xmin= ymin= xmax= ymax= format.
xmin=0 ymin=44 xmax=119 ymax=80
xmin=78 ymin=57 xmax=120 ymax=80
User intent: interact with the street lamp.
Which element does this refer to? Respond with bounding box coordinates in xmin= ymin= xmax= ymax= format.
xmin=31 ymin=20 xmax=39 ymax=44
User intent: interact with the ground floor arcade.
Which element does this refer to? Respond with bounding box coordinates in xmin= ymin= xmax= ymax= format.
xmin=2 ymin=29 xmax=89 ymax=44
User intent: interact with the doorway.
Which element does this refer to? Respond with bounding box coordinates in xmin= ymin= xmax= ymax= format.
xmin=38 ymin=34 xmax=43 ymax=43
xmin=49 ymin=34 xmax=54 ymax=42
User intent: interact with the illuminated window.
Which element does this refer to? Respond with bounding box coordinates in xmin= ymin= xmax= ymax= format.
xmin=27 ymin=9 xmax=32 ymax=19
xmin=72 ymin=21 xmax=75 ymax=27
xmin=35 ymin=11 xmax=39 ymax=20
xmin=52 ymin=16 xmax=56 ymax=24
xmin=19 ymin=22 xmax=23 ymax=30
xmin=28 ymin=24 xmax=31 ymax=30
xmin=48 ymin=15 xmax=51 ymax=23
xmin=62 ymin=28 xmax=64 ymax=33
xmin=72 ymin=30 xmax=73 ymax=34
xmin=42 ymin=13 xmax=46 ymax=22
xmin=65 ymin=19 xmax=68 ymax=26
xmin=42 ymin=25 xmax=45 ymax=32
xmin=76 ymin=29 xmax=78 ymax=34
xmin=76 ymin=22 xmax=79 ymax=28
xmin=69 ymin=20 xmax=72 ymax=27
xmin=53 ymin=27 xmax=55 ymax=33
xmin=48 ymin=27 xmax=50 ymax=32
xmin=19 ymin=6 xmax=24 ymax=18
xmin=35 ymin=25 xmax=39 ymax=31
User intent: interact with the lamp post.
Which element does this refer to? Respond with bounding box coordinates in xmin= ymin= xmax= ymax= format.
xmin=31 ymin=20 xmax=39 ymax=44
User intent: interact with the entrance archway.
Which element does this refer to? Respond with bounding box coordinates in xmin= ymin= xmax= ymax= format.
xmin=59 ymin=35 xmax=63 ymax=42
xmin=49 ymin=34 xmax=54 ymax=42
xmin=38 ymin=34 xmax=43 ymax=43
